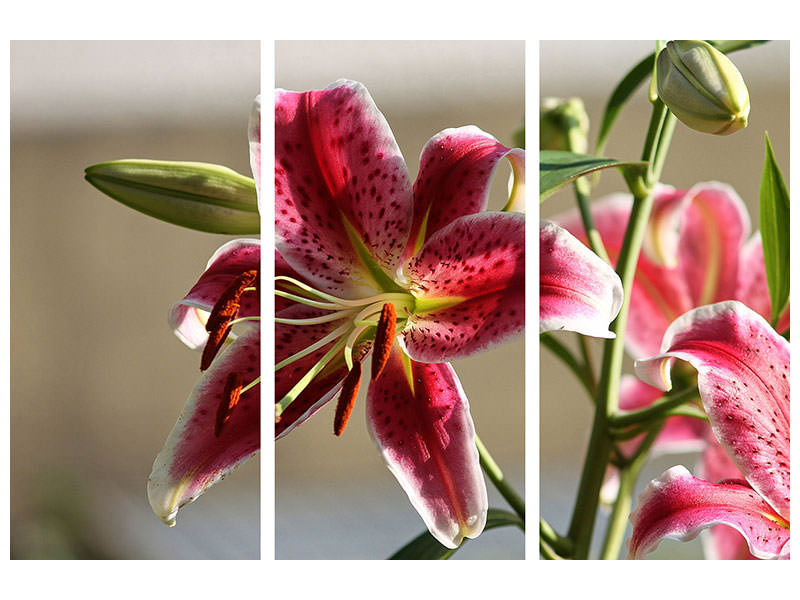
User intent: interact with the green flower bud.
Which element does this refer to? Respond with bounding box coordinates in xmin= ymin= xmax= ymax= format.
xmin=656 ymin=40 xmax=750 ymax=135
xmin=540 ymin=97 xmax=590 ymax=153
xmin=85 ymin=159 xmax=259 ymax=234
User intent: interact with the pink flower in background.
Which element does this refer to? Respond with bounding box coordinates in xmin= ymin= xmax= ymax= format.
xmin=629 ymin=301 xmax=790 ymax=559
xmin=275 ymin=80 xmax=524 ymax=548
xmin=147 ymin=98 xmax=262 ymax=526
xmin=557 ymin=182 xmax=788 ymax=358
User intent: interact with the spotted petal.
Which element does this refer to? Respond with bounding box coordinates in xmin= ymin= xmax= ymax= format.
xmin=635 ymin=301 xmax=790 ymax=520
xmin=169 ymin=239 xmax=261 ymax=350
xmin=402 ymin=212 xmax=524 ymax=362
xmin=366 ymin=344 xmax=487 ymax=548
xmin=275 ymin=80 xmax=413 ymax=298
xmin=628 ymin=465 xmax=789 ymax=559
xmin=539 ymin=220 xmax=622 ymax=339
xmin=404 ymin=126 xmax=524 ymax=259
xmin=147 ymin=326 xmax=260 ymax=526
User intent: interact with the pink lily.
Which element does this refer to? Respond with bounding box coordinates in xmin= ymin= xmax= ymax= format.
xmin=556 ymin=182 xmax=789 ymax=359
xmin=628 ymin=301 xmax=790 ymax=559
xmin=147 ymin=98 xmax=262 ymax=526
xmin=558 ymin=182 xmax=789 ymax=521
xmin=275 ymin=80 xmax=524 ymax=548
xmin=539 ymin=220 xmax=623 ymax=338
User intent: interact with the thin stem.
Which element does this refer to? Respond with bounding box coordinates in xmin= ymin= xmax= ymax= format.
xmin=608 ymin=386 xmax=699 ymax=428
xmin=540 ymin=518 xmax=573 ymax=558
xmin=577 ymin=334 xmax=597 ymax=396
xmin=475 ymin=434 xmax=525 ymax=523
xmin=566 ymin=100 xmax=676 ymax=559
xmin=540 ymin=538 xmax=563 ymax=560
xmin=574 ymin=177 xmax=611 ymax=264
xmin=599 ymin=423 xmax=663 ymax=559
xmin=540 ymin=333 xmax=594 ymax=398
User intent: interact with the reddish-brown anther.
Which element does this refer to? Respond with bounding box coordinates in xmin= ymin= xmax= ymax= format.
xmin=215 ymin=372 xmax=243 ymax=437
xmin=334 ymin=361 xmax=362 ymax=436
xmin=201 ymin=269 xmax=258 ymax=371
xmin=371 ymin=303 xmax=397 ymax=380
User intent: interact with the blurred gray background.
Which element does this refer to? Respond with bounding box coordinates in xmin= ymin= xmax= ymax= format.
xmin=275 ymin=41 xmax=525 ymax=559
xmin=540 ymin=40 xmax=789 ymax=559
xmin=11 ymin=41 xmax=260 ymax=559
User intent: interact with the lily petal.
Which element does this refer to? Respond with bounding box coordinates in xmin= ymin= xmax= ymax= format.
xmin=275 ymin=80 xmax=413 ymax=297
xmin=366 ymin=344 xmax=487 ymax=549
xmin=539 ymin=220 xmax=622 ymax=339
xmin=402 ymin=212 xmax=524 ymax=362
xmin=628 ymin=465 xmax=789 ymax=559
xmin=635 ymin=301 xmax=790 ymax=520
xmin=673 ymin=183 xmax=750 ymax=308
xmin=699 ymin=436 xmax=758 ymax=559
xmin=736 ymin=233 xmax=790 ymax=333
xmin=404 ymin=126 xmax=524 ymax=259
xmin=558 ymin=183 xmax=750 ymax=358
xmin=147 ymin=326 xmax=260 ymax=526
xmin=169 ymin=239 xmax=261 ymax=350
xmin=248 ymin=95 xmax=261 ymax=207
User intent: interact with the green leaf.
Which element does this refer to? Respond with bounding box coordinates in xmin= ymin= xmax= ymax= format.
xmin=759 ymin=132 xmax=790 ymax=323
xmin=595 ymin=40 xmax=767 ymax=157
xmin=596 ymin=53 xmax=655 ymax=157
xmin=85 ymin=159 xmax=259 ymax=234
xmin=539 ymin=151 xmax=647 ymax=202
xmin=388 ymin=508 xmax=524 ymax=560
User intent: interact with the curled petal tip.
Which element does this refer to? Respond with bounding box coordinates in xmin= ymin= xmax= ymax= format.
xmin=540 ymin=220 xmax=623 ymax=338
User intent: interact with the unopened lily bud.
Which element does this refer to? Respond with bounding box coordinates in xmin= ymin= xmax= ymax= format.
xmin=656 ymin=40 xmax=750 ymax=135
xmin=85 ymin=159 xmax=260 ymax=234
xmin=540 ymin=97 xmax=589 ymax=153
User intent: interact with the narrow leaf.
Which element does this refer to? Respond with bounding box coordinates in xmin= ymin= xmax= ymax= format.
xmin=388 ymin=508 xmax=524 ymax=560
xmin=759 ymin=132 xmax=790 ymax=323
xmin=539 ymin=150 xmax=647 ymax=202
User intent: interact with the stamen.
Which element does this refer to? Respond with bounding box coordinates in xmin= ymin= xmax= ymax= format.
xmin=207 ymin=270 xmax=259 ymax=332
xmin=276 ymin=337 xmax=347 ymax=419
xmin=215 ymin=372 xmax=242 ymax=437
xmin=334 ymin=362 xmax=362 ymax=436
xmin=275 ymin=323 xmax=351 ymax=371
xmin=202 ymin=269 xmax=259 ymax=370
xmin=202 ymin=324 xmax=231 ymax=371
xmin=371 ymin=303 xmax=397 ymax=380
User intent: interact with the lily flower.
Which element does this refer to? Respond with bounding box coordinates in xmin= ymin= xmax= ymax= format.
xmin=275 ymin=80 xmax=524 ymax=548
xmin=539 ymin=220 xmax=623 ymax=338
xmin=557 ymin=182 xmax=789 ymax=523
xmin=147 ymin=98 xmax=262 ymax=526
xmin=628 ymin=301 xmax=790 ymax=559
xmin=556 ymin=181 xmax=789 ymax=359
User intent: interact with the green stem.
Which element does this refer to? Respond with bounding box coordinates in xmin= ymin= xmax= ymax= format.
xmin=608 ymin=386 xmax=699 ymax=428
xmin=599 ymin=423 xmax=663 ymax=559
xmin=574 ymin=178 xmax=611 ymax=264
xmin=540 ymin=333 xmax=594 ymax=398
xmin=566 ymin=100 xmax=677 ymax=559
xmin=577 ymin=334 xmax=597 ymax=396
xmin=540 ymin=518 xmax=573 ymax=558
xmin=475 ymin=434 xmax=525 ymax=523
